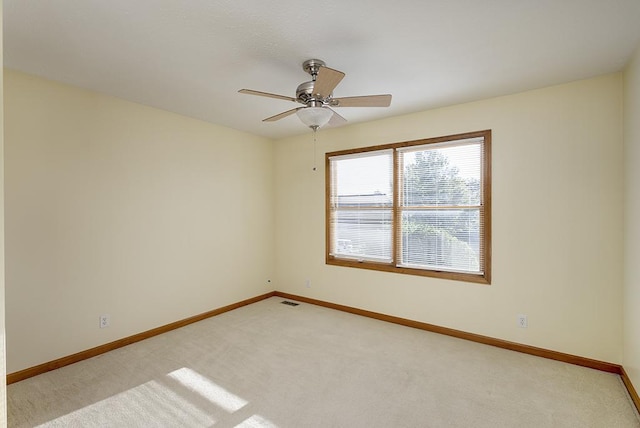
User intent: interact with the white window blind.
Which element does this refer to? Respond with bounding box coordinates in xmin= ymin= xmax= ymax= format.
xmin=397 ymin=138 xmax=484 ymax=274
xmin=329 ymin=150 xmax=393 ymax=263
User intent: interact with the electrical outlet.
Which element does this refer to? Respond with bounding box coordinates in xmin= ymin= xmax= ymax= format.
xmin=99 ymin=314 xmax=111 ymax=329
xmin=517 ymin=314 xmax=528 ymax=328
xmin=305 ymin=279 xmax=311 ymax=288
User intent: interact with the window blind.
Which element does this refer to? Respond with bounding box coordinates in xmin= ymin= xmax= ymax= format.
xmin=329 ymin=149 xmax=394 ymax=262
xmin=397 ymin=138 xmax=484 ymax=273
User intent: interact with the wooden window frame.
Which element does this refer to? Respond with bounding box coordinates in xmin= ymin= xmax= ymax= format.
xmin=326 ymin=130 xmax=491 ymax=284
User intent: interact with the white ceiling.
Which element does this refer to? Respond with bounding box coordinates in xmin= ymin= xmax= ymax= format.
xmin=4 ymin=1 xmax=640 ymax=140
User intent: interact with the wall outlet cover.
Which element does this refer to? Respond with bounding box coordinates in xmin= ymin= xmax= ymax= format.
xmin=99 ymin=314 xmax=111 ymax=328
xmin=517 ymin=314 xmax=528 ymax=328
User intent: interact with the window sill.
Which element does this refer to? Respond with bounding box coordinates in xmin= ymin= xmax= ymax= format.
xmin=326 ymin=257 xmax=491 ymax=284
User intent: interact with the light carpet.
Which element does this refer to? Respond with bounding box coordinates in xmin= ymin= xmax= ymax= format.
xmin=7 ymin=297 xmax=640 ymax=427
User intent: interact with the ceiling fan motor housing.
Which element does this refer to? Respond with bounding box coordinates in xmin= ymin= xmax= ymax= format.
xmin=296 ymin=81 xmax=327 ymax=105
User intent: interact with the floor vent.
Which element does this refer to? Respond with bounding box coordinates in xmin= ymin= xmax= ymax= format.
xmin=281 ymin=300 xmax=300 ymax=306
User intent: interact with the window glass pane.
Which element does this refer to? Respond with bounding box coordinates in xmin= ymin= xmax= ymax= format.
xmin=332 ymin=151 xmax=393 ymax=208
xmin=331 ymin=210 xmax=393 ymax=262
xmin=401 ymin=143 xmax=481 ymax=207
xmin=400 ymin=209 xmax=481 ymax=273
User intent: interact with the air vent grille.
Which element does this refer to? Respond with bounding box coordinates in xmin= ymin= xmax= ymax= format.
xmin=281 ymin=301 xmax=300 ymax=306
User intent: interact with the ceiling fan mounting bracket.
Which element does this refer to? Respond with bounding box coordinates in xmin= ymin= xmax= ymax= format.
xmin=302 ymin=59 xmax=326 ymax=79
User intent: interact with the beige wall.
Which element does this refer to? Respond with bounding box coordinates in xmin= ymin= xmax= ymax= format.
xmin=2 ymin=66 xmax=630 ymax=381
xmin=275 ymin=74 xmax=624 ymax=363
xmin=624 ymin=43 xmax=640 ymax=389
xmin=1 ymin=2 xmax=7 ymax=423
xmin=4 ymin=70 xmax=275 ymax=373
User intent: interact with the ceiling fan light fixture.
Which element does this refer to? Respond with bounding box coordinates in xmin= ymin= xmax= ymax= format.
xmin=296 ymin=106 xmax=333 ymax=129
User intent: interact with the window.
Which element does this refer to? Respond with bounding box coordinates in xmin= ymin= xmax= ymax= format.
xmin=326 ymin=130 xmax=491 ymax=284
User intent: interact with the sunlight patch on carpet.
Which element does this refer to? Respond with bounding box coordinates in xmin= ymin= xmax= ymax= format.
xmin=235 ymin=414 xmax=279 ymax=427
xmin=36 ymin=379 xmax=215 ymax=427
xmin=168 ymin=367 xmax=248 ymax=413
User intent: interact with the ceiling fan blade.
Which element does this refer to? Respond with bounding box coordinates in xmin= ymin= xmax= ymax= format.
xmin=263 ymin=107 xmax=302 ymax=122
xmin=239 ymin=89 xmax=297 ymax=103
xmin=327 ymin=108 xmax=347 ymax=127
xmin=332 ymin=94 xmax=392 ymax=107
xmin=313 ymin=67 xmax=345 ymax=98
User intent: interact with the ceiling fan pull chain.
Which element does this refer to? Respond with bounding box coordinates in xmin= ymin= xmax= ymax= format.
xmin=312 ymin=127 xmax=318 ymax=171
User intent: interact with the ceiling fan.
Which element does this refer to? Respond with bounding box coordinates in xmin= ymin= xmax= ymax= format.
xmin=239 ymin=59 xmax=392 ymax=130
